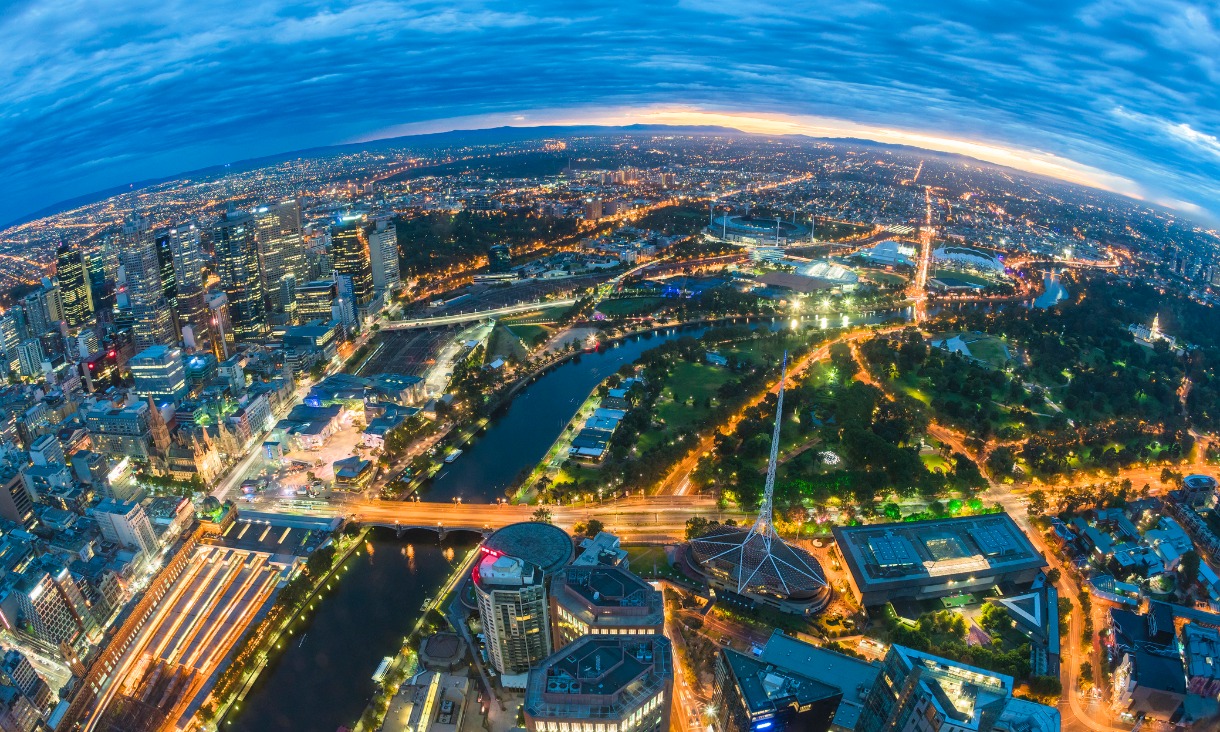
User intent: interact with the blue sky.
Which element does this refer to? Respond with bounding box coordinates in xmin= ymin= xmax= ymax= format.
xmin=2 ymin=0 xmax=1220 ymax=225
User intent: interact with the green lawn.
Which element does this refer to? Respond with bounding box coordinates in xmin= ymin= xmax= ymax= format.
xmin=486 ymin=324 xmax=527 ymax=363
xmin=654 ymin=362 xmax=735 ymax=432
xmin=931 ymin=269 xmax=995 ymax=288
xmin=921 ymin=453 xmax=950 ymax=472
xmin=961 ymin=335 xmax=1011 ymax=368
xmin=508 ymin=323 xmax=552 ymax=347
xmin=865 ymin=271 xmax=908 ymax=287
xmin=596 ymin=297 xmax=665 ymax=317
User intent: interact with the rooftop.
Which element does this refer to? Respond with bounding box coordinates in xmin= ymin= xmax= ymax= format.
xmin=482 ymin=522 xmax=573 ymax=576
xmin=721 ymin=647 xmax=842 ymax=717
xmin=553 ymin=565 xmax=663 ymax=625
xmin=525 ymin=635 xmax=672 ymax=721
xmin=833 ymin=514 xmax=1045 ymax=592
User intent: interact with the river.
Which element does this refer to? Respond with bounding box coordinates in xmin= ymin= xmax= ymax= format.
xmin=1032 ymin=270 xmax=1069 ymax=309
xmin=230 ymin=302 xmax=1019 ymax=730
xmin=422 ymin=311 xmax=911 ymax=503
xmin=230 ymin=530 xmax=477 ymax=732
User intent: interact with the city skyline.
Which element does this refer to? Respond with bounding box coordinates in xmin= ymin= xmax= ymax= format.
xmin=3 ymin=1 xmax=1220 ymax=226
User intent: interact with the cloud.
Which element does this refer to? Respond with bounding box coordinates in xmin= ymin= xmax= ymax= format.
xmin=1 ymin=0 xmax=1219 ymax=224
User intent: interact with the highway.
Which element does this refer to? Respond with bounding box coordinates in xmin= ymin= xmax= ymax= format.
xmin=381 ymin=297 xmax=578 ymax=330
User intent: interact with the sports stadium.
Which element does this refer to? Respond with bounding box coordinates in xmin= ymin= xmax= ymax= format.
xmin=708 ymin=213 xmax=811 ymax=246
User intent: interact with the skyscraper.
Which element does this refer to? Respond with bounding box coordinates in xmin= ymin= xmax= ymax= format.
xmin=118 ymin=217 xmax=176 ymax=351
xmin=214 ymin=211 xmax=266 ymax=341
xmin=206 ymin=291 xmax=235 ymax=360
xmin=330 ymin=215 xmax=374 ymax=315
xmin=154 ymin=230 xmax=178 ymax=323
xmin=168 ymin=223 xmax=210 ymax=351
xmin=255 ymin=200 xmax=306 ymax=311
xmin=368 ymin=218 xmax=401 ymax=295
xmin=473 ymin=551 xmax=552 ymax=677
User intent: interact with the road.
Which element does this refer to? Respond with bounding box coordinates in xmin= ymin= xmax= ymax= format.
xmin=273 ymin=494 xmax=746 ymax=541
xmin=382 ymin=298 xmax=578 ymax=330
xmin=656 ymin=326 xmax=899 ymax=496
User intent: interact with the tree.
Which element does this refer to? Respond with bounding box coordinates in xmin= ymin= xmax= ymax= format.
xmin=584 ymin=518 xmax=605 ymax=537
xmin=531 ymin=508 xmax=553 ymax=524
xmin=1027 ymin=490 xmax=1048 ymax=515
xmin=685 ymin=516 xmax=710 ymax=540
xmin=306 ymin=544 xmax=336 ymax=579
xmin=1180 ymin=550 xmax=1201 ymax=589
xmin=1046 ymin=568 xmax=1061 ymax=585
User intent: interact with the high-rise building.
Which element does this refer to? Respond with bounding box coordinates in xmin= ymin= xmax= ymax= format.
xmin=857 ymin=645 xmax=1060 ymax=732
xmin=70 ymin=450 xmax=110 ymax=497
xmin=42 ymin=277 xmax=64 ymax=323
xmin=130 ymin=345 xmax=187 ymax=405
xmin=330 ymin=215 xmax=374 ymax=315
xmin=28 ymin=435 xmax=64 ymax=468
xmin=255 ymin=201 xmax=306 ymax=310
xmin=488 ymin=244 xmax=512 ymax=273
xmin=7 ymin=560 xmax=93 ymax=645
xmin=19 ymin=291 xmax=50 ymax=338
xmin=75 ymin=330 xmax=99 ymax=359
xmin=214 ymin=211 xmax=266 ymax=341
xmin=295 ymin=280 xmax=337 ymax=323
xmin=85 ymin=400 xmax=159 ymax=459
xmin=154 ymin=230 xmax=178 ymax=307
xmin=368 ymin=219 xmax=401 ymax=295
xmin=523 ymin=635 xmax=673 ymax=732
xmin=1 ymin=649 xmax=53 ymax=711
xmin=119 ymin=217 xmax=176 ymax=351
xmin=0 ymin=471 xmax=34 ymax=528
xmin=206 ymin=291 xmax=235 ymax=360
xmin=15 ymin=340 xmax=42 ymax=379
xmin=473 ymin=552 xmax=552 ymax=677
xmin=168 ymin=223 xmax=208 ymax=350
xmin=93 ymin=498 xmax=160 ymax=560
xmin=0 ymin=316 xmax=20 ymax=375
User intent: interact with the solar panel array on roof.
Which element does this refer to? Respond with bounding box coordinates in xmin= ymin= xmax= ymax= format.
xmin=969 ymin=523 xmax=1017 ymax=557
xmin=867 ymin=534 xmax=917 ymax=568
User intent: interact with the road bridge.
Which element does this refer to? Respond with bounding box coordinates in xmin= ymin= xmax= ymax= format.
xmin=382 ymin=298 xmax=578 ymax=331
xmin=276 ymin=495 xmax=745 ymax=543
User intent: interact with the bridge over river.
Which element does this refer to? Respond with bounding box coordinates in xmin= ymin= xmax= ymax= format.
xmin=282 ymin=495 xmax=744 ymax=542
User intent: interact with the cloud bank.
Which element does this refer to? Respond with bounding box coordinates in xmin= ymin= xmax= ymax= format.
xmin=2 ymin=0 xmax=1219 ymax=224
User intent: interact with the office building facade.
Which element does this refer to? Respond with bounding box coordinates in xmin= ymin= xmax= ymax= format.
xmin=130 ymin=345 xmax=188 ymax=404
xmin=119 ymin=217 xmax=177 ymax=351
xmin=214 ymin=211 xmax=266 ymax=341
xmin=330 ymin=215 xmax=374 ymax=314
xmin=56 ymin=244 xmax=94 ymax=328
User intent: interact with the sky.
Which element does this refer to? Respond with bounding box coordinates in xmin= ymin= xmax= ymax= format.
xmin=2 ymin=0 xmax=1220 ymax=226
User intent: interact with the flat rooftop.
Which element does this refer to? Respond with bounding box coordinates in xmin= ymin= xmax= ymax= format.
xmin=722 ymin=647 xmax=841 ymax=717
xmin=213 ymin=518 xmax=330 ymax=557
xmin=525 ymin=635 xmax=672 ymax=720
xmin=833 ymin=514 xmax=1045 ymax=593
xmin=554 ymin=566 xmax=663 ymax=624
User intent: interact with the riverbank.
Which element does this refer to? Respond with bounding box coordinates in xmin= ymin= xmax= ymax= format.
xmin=207 ymin=526 xmax=369 ymax=727
xmin=350 ymin=545 xmax=480 ymax=731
